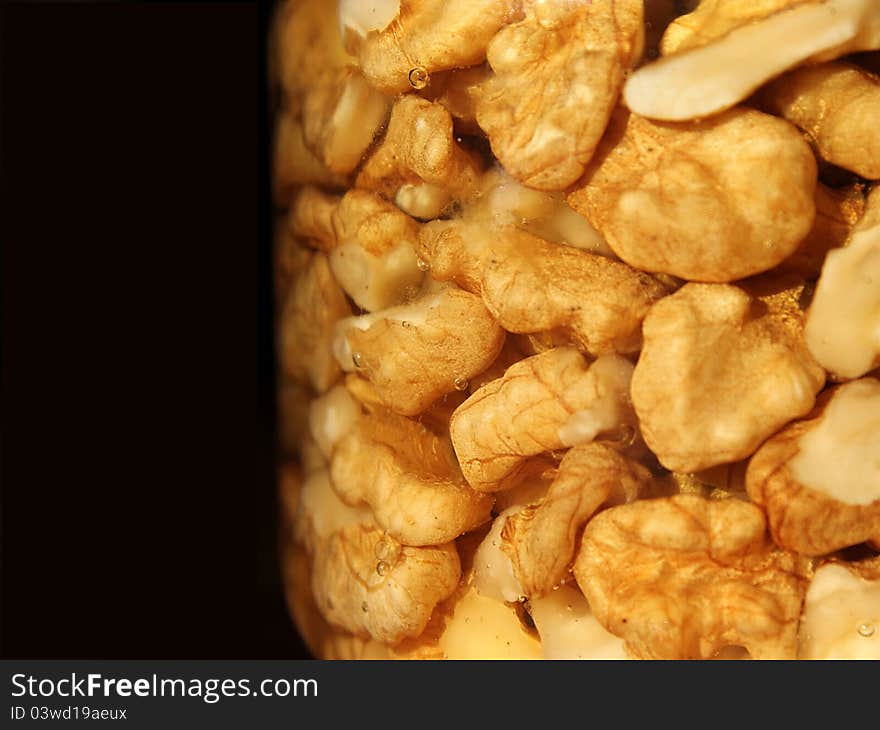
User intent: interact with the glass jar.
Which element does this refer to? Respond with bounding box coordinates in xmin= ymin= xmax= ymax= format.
xmin=271 ymin=0 xmax=880 ymax=660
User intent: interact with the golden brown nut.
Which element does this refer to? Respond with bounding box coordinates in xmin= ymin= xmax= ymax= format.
xmin=332 ymin=287 xmax=505 ymax=416
xmin=450 ymin=348 xmax=638 ymax=492
xmin=625 ymin=0 xmax=880 ymax=121
xmin=328 ymin=189 xmax=424 ymax=311
xmin=279 ymin=252 xmax=353 ymax=393
xmin=573 ymin=494 xmax=809 ymax=659
xmin=746 ymin=378 xmax=880 ymax=556
xmin=302 ymin=67 xmax=390 ymax=175
xmin=502 ymin=443 xmax=652 ymax=598
xmin=356 ymin=96 xmax=483 ymax=220
xmin=805 ymin=186 xmax=880 ymax=379
xmin=342 ymin=0 xmax=521 ymax=95
xmin=296 ymin=469 xmax=460 ymax=646
xmin=418 ymin=220 xmax=668 ymax=356
xmin=760 ymin=62 xmax=880 ymax=180
xmin=330 ymin=407 xmax=493 ymax=546
xmin=567 ymin=107 xmax=817 ymax=283
xmin=475 ymin=0 xmax=643 ymax=190
xmin=631 ymin=278 xmax=826 ymax=473
xmin=777 ymin=182 xmax=865 ymax=279
xmin=312 ymin=522 xmax=460 ymax=645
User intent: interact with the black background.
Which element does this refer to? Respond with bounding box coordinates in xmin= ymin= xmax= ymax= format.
xmin=0 ymin=0 xmax=309 ymax=658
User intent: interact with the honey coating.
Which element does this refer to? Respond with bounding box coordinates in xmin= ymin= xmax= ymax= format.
xmin=273 ymin=0 xmax=880 ymax=661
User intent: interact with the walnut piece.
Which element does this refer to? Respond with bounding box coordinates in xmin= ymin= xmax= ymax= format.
xmin=805 ymin=186 xmax=880 ymax=379
xmin=567 ymin=107 xmax=817 ymax=283
xmin=760 ymin=62 xmax=880 ymax=180
xmin=356 ymin=96 xmax=483 ymax=219
xmin=450 ymin=348 xmax=640 ymax=492
xmin=419 ymin=219 xmax=668 ymax=356
xmin=329 ymin=189 xmax=424 ymax=311
xmin=302 ymin=67 xmax=390 ymax=175
xmin=332 ymin=287 xmax=505 ymax=416
xmin=297 ymin=469 xmax=460 ymax=645
xmin=345 ymin=0 xmax=521 ymax=95
xmin=625 ymin=0 xmax=880 ymax=121
xmin=475 ymin=0 xmax=643 ymax=190
xmin=502 ymin=443 xmax=652 ymax=598
xmin=631 ymin=278 xmax=826 ymax=472
xmin=279 ymin=252 xmax=352 ymax=393
xmin=573 ymin=494 xmax=809 ymax=659
xmin=799 ymin=562 xmax=880 ymax=659
xmin=746 ymin=378 xmax=880 ymax=556
xmin=330 ymin=407 xmax=493 ymax=546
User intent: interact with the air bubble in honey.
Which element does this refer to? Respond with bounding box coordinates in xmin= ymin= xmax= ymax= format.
xmin=408 ymin=66 xmax=429 ymax=90
xmin=352 ymin=351 xmax=364 ymax=368
xmin=858 ymin=622 xmax=876 ymax=637
xmin=453 ymin=377 xmax=469 ymax=391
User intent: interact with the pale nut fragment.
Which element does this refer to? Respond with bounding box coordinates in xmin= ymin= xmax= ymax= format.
xmin=293 ymin=469 xmax=373 ymax=551
xmin=332 ymin=287 xmax=505 ymax=416
xmin=273 ymin=114 xmax=347 ymax=205
xmin=625 ymin=0 xmax=880 ymax=121
xmin=573 ymin=494 xmax=809 ymax=660
xmin=475 ymin=0 xmax=644 ymax=190
xmin=529 ymin=585 xmax=629 ymax=660
xmin=312 ymin=522 xmax=461 ymax=645
xmin=631 ymin=279 xmax=826 ymax=473
xmin=279 ymin=252 xmax=353 ymax=393
xmin=473 ymin=507 xmax=527 ymax=604
xmin=799 ymin=562 xmax=880 ymax=659
xmin=760 ymin=62 xmax=880 ymax=180
xmin=329 ymin=189 xmax=424 ymax=311
xmin=308 ymin=383 xmax=362 ymax=462
xmin=805 ymin=187 xmax=880 ymax=379
xmin=330 ymin=407 xmax=494 ymax=546
xmin=302 ymin=67 xmax=390 ymax=175
xmin=777 ymin=182 xmax=865 ymax=279
xmin=746 ymin=378 xmax=880 ymax=556
xmin=469 ymin=168 xmax=613 ymax=257
xmin=503 ymin=443 xmax=653 ymax=598
xmin=356 ymin=96 xmax=483 ymax=219
xmin=288 ymin=185 xmax=340 ymax=251
xmin=344 ymin=0 xmax=521 ymax=95
xmin=567 ymin=107 xmax=817 ymax=283
xmin=276 ymin=0 xmax=355 ymax=100
xmin=450 ymin=348 xmax=639 ymax=492
xmin=418 ymin=220 xmax=668 ymax=356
